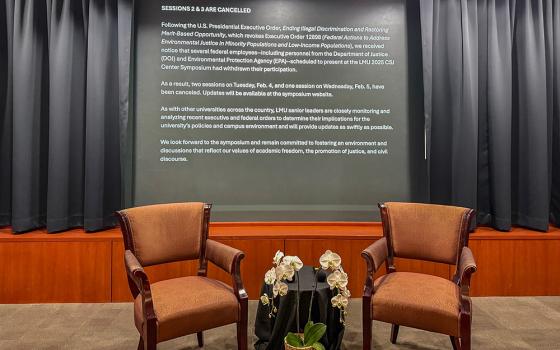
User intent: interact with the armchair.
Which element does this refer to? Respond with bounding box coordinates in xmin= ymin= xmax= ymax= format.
xmin=116 ymin=202 xmax=248 ymax=350
xmin=362 ymin=202 xmax=476 ymax=350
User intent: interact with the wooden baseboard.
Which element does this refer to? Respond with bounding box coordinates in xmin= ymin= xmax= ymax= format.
xmin=1 ymin=223 xmax=559 ymax=302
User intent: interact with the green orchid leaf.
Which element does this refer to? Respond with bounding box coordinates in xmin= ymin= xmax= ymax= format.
xmin=285 ymin=332 xmax=304 ymax=346
xmin=303 ymin=323 xmax=326 ymax=346
xmin=312 ymin=342 xmax=326 ymax=350
xmin=304 ymin=320 xmax=314 ymax=335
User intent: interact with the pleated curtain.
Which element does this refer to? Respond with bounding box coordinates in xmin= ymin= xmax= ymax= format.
xmin=421 ymin=0 xmax=560 ymax=231
xmin=0 ymin=0 xmax=131 ymax=233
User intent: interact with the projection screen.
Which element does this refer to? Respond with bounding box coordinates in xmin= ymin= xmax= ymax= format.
xmin=131 ymin=0 xmax=426 ymax=221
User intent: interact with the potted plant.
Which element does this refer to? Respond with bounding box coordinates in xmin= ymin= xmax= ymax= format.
xmin=260 ymin=250 xmax=350 ymax=350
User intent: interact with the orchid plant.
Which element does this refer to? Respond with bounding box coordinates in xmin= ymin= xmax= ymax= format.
xmin=260 ymin=250 xmax=349 ymax=349
xmin=320 ymin=250 xmax=350 ymax=324
xmin=260 ymin=250 xmax=303 ymax=319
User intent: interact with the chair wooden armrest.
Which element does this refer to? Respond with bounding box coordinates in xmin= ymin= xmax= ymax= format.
xmin=206 ymin=240 xmax=247 ymax=301
xmin=361 ymin=237 xmax=388 ymax=346
xmin=125 ymin=250 xmax=149 ymax=292
xmin=455 ymin=246 xmax=477 ymax=296
xmin=125 ymin=250 xmax=157 ymax=341
xmin=456 ymin=246 xmax=476 ymax=349
xmin=361 ymin=237 xmax=388 ymax=296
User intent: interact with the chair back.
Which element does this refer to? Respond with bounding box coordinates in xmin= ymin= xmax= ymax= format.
xmin=116 ymin=202 xmax=210 ymax=266
xmin=380 ymin=202 xmax=474 ymax=265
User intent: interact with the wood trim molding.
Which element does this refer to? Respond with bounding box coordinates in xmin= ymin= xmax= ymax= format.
xmin=2 ymin=223 xmax=558 ymax=241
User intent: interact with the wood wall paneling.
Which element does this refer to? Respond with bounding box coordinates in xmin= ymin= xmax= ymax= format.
xmin=1 ymin=225 xmax=559 ymax=303
xmin=0 ymin=241 xmax=112 ymax=303
xmin=469 ymin=239 xmax=560 ymax=296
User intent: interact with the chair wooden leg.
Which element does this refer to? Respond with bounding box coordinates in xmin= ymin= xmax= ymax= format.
xmin=144 ymin=322 xmax=157 ymax=350
xmin=138 ymin=335 xmax=156 ymax=350
xmin=460 ymin=301 xmax=472 ymax=350
xmin=460 ymin=327 xmax=471 ymax=350
xmin=390 ymin=324 xmax=399 ymax=344
xmin=237 ymin=298 xmax=248 ymax=350
xmin=450 ymin=336 xmax=460 ymax=350
xmin=362 ymin=297 xmax=372 ymax=350
xmin=237 ymin=321 xmax=247 ymax=350
xmin=197 ymin=332 xmax=204 ymax=347
xmin=363 ymin=319 xmax=372 ymax=350
xmin=146 ymin=336 xmax=156 ymax=350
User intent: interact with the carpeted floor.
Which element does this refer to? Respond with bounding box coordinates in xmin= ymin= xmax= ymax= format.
xmin=0 ymin=297 xmax=559 ymax=349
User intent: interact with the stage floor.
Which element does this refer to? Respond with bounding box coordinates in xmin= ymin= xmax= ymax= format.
xmin=0 ymin=297 xmax=558 ymax=349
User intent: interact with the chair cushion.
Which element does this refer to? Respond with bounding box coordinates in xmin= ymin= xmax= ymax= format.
xmin=372 ymin=272 xmax=461 ymax=336
xmin=134 ymin=276 xmax=239 ymax=342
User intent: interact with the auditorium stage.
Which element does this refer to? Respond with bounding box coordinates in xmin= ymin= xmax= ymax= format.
xmin=0 ymin=223 xmax=559 ymax=303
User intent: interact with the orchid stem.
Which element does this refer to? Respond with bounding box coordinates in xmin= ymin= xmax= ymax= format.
xmin=296 ymin=270 xmax=300 ymax=333
xmin=308 ymin=267 xmax=318 ymax=323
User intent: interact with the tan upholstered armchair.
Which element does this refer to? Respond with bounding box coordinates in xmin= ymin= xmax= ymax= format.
xmin=361 ymin=202 xmax=476 ymax=350
xmin=116 ymin=203 xmax=248 ymax=350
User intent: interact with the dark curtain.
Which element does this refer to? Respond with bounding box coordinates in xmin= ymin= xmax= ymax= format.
xmin=421 ymin=0 xmax=560 ymax=232
xmin=3 ymin=0 xmax=560 ymax=233
xmin=0 ymin=0 xmax=131 ymax=233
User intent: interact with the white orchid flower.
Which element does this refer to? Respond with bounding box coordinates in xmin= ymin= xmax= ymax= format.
xmin=264 ymin=267 xmax=276 ymax=285
xmin=327 ymin=270 xmax=348 ymax=290
xmin=331 ymin=294 xmax=349 ymax=309
xmin=273 ymin=281 xmax=289 ymax=297
xmin=275 ymin=263 xmax=295 ymax=281
xmin=273 ymin=250 xmax=284 ymax=266
xmin=341 ymin=287 xmax=351 ymax=298
xmin=282 ymin=255 xmax=303 ymax=271
xmin=260 ymin=294 xmax=270 ymax=305
xmin=320 ymin=250 xmax=342 ymax=270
